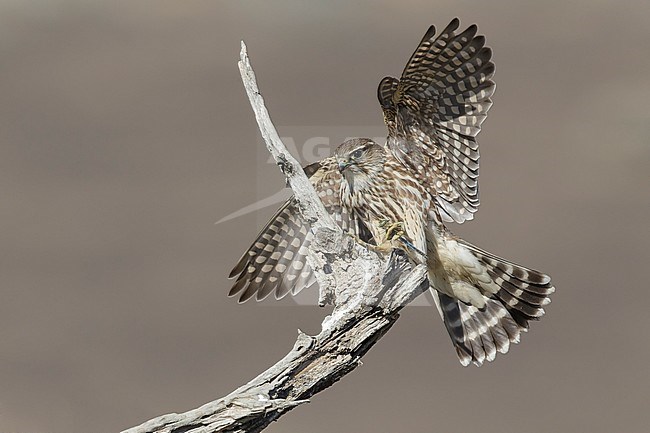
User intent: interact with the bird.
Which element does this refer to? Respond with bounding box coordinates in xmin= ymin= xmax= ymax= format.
xmin=228 ymin=18 xmax=555 ymax=367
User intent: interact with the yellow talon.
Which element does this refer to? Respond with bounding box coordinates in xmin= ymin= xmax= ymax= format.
xmin=383 ymin=221 xmax=405 ymax=242
xmin=348 ymin=220 xmax=423 ymax=259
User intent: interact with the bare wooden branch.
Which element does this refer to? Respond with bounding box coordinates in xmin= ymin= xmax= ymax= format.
xmin=121 ymin=42 xmax=428 ymax=433
xmin=237 ymin=41 xmax=336 ymax=232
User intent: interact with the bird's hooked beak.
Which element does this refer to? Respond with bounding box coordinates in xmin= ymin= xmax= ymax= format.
xmin=337 ymin=160 xmax=351 ymax=173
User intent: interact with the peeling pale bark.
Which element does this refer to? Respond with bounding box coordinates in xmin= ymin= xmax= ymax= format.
xmin=121 ymin=42 xmax=428 ymax=433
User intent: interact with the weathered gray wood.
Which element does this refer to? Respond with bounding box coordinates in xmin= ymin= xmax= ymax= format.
xmin=237 ymin=41 xmax=336 ymax=232
xmin=121 ymin=42 xmax=428 ymax=433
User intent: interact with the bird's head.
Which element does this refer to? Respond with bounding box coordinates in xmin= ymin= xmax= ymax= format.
xmin=335 ymin=138 xmax=385 ymax=191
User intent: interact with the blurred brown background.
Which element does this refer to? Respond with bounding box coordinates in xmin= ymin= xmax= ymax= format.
xmin=1 ymin=1 xmax=649 ymax=432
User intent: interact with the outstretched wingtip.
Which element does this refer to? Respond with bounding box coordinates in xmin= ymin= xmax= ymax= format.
xmin=447 ymin=17 xmax=461 ymax=31
xmin=421 ymin=24 xmax=437 ymax=42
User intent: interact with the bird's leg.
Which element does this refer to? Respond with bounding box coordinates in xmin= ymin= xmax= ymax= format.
xmin=352 ymin=220 xmax=426 ymax=259
xmin=342 ymin=219 xmax=391 ymax=252
xmin=350 ymin=220 xmax=404 ymax=254
xmin=373 ymin=220 xmax=404 ymax=253
xmin=346 ymin=232 xmax=383 ymax=252
xmin=380 ymin=220 xmax=405 ymax=241
xmin=344 ymin=227 xmax=394 ymax=254
xmin=378 ymin=219 xmax=427 ymax=259
xmin=347 ymin=220 xmax=426 ymax=259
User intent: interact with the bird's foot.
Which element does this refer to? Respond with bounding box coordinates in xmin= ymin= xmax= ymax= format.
xmin=378 ymin=219 xmax=426 ymax=259
xmin=346 ymin=220 xmax=426 ymax=259
xmin=383 ymin=221 xmax=408 ymax=242
xmin=344 ymin=228 xmax=394 ymax=255
xmin=346 ymin=232 xmax=386 ymax=253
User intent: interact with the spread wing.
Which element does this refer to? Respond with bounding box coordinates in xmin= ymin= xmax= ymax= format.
xmin=378 ymin=18 xmax=495 ymax=223
xmin=228 ymin=158 xmax=359 ymax=302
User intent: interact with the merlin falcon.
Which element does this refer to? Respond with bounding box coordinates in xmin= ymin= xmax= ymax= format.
xmin=229 ymin=18 xmax=555 ymax=367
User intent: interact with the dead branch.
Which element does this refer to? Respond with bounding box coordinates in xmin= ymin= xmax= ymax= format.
xmin=121 ymin=42 xmax=428 ymax=433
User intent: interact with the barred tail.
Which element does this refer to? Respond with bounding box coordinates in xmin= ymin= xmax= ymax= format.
xmin=437 ymin=239 xmax=555 ymax=367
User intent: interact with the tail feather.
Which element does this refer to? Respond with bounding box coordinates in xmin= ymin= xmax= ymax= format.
xmin=498 ymin=277 xmax=551 ymax=307
xmin=473 ymin=306 xmax=497 ymax=362
xmin=437 ymin=238 xmax=554 ymax=366
xmin=436 ymin=292 xmax=472 ymax=365
xmin=464 ymin=312 xmax=487 ymax=365
xmin=484 ymin=302 xmax=511 ymax=354
xmin=465 ymin=242 xmax=554 ymax=294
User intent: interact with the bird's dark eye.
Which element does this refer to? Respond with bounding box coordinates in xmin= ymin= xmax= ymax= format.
xmin=351 ymin=149 xmax=363 ymax=159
